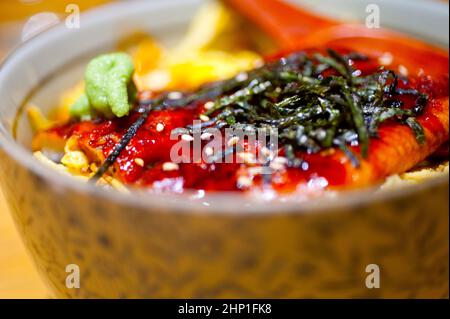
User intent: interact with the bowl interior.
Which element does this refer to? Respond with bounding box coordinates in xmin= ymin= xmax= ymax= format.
xmin=6 ymin=0 xmax=205 ymax=147
xmin=292 ymin=0 xmax=449 ymax=46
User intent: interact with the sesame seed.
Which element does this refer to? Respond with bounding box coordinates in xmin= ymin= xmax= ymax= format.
xmin=168 ymin=91 xmax=183 ymax=100
xmin=378 ymin=52 xmax=393 ymax=66
xmin=227 ymin=136 xmax=240 ymax=147
xmin=199 ymin=114 xmax=210 ymax=122
xmin=156 ymin=123 xmax=165 ymax=132
xmin=299 ymin=135 xmax=308 ymax=144
xmin=301 ymin=161 xmax=309 ymax=170
xmin=204 ymin=147 xmax=214 ymax=157
xmin=269 ymin=162 xmax=285 ymax=171
xmin=398 ymin=65 xmax=409 ymax=77
xmin=273 ymin=156 xmax=288 ymax=165
xmin=260 ymin=147 xmax=272 ymax=158
xmin=237 ymin=176 xmax=253 ymax=188
xmin=181 ymin=134 xmax=194 ymax=142
xmin=235 ymin=72 xmax=248 ymax=82
xmin=204 ymin=101 xmax=214 ymax=110
xmin=352 ymin=70 xmax=362 ymax=77
xmin=162 ymin=162 xmax=179 ymax=171
xmin=270 ymin=157 xmax=288 ymax=171
xmin=201 ymin=132 xmax=213 ymax=140
xmin=134 ymin=158 xmax=145 ymax=167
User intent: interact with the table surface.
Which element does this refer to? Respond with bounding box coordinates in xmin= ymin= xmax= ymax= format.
xmin=0 ymin=192 xmax=48 ymax=298
xmin=0 ymin=0 xmax=112 ymax=299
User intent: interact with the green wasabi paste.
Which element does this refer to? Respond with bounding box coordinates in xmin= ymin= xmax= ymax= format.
xmin=70 ymin=53 xmax=137 ymax=119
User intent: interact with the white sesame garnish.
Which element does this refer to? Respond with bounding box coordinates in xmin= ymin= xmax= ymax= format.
xmin=269 ymin=162 xmax=285 ymax=171
xmin=204 ymin=101 xmax=214 ymax=110
xmin=140 ymin=91 xmax=153 ymax=100
xmin=237 ymin=176 xmax=253 ymax=188
xmin=398 ymin=65 xmax=409 ymax=77
xmin=298 ymin=135 xmax=308 ymax=144
xmin=272 ymin=156 xmax=288 ymax=165
xmin=352 ymin=70 xmax=362 ymax=77
xmin=301 ymin=161 xmax=309 ymax=170
xmin=260 ymin=147 xmax=273 ymax=158
xmin=162 ymin=162 xmax=179 ymax=171
xmin=227 ymin=136 xmax=240 ymax=147
xmin=270 ymin=157 xmax=288 ymax=171
xmin=168 ymin=91 xmax=183 ymax=100
xmin=201 ymin=132 xmax=213 ymax=140
xmin=204 ymin=147 xmax=214 ymax=157
xmin=134 ymin=158 xmax=145 ymax=167
xmin=181 ymin=134 xmax=194 ymax=142
xmin=199 ymin=114 xmax=210 ymax=122
xmin=235 ymin=72 xmax=248 ymax=82
xmin=156 ymin=123 xmax=165 ymax=132
xmin=378 ymin=52 xmax=393 ymax=66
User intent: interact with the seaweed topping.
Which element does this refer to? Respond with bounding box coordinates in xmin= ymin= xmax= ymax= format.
xmin=91 ymin=49 xmax=427 ymax=180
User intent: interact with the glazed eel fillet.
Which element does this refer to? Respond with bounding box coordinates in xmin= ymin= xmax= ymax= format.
xmin=33 ymin=48 xmax=449 ymax=193
xmin=325 ymin=94 xmax=448 ymax=188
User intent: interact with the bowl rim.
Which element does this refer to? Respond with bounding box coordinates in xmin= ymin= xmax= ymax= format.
xmin=0 ymin=0 xmax=448 ymax=215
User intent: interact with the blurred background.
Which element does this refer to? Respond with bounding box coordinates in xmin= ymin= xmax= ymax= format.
xmin=0 ymin=0 xmax=113 ymax=299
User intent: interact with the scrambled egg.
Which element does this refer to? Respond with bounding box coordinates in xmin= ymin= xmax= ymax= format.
xmin=131 ymin=0 xmax=264 ymax=91
xmin=381 ymin=161 xmax=449 ymax=190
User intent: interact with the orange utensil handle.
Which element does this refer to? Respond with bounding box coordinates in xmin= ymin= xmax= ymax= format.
xmin=224 ymin=0 xmax=337 ymax=49
xmin=224 ymin=0 xmax=448 ymax=78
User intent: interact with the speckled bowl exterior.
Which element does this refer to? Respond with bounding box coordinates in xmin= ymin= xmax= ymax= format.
xmin=0 ymin=0 xmax=448 ymax=298
xmin=0 ymin=149 xmax=448 ymax=298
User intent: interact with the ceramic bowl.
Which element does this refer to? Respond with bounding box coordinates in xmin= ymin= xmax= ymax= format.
xmin=0 ymin=0 xmax=448 ymax=298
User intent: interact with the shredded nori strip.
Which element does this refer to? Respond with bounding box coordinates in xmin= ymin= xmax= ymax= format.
xmin=91 ymin=105 xmax=152 ymax=182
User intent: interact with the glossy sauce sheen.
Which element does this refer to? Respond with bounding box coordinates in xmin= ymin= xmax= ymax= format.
xmin=43 ymin=54 xmax=449 ymax=193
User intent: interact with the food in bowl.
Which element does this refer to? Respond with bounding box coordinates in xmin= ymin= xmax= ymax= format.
xmin=28 ymin=0 xmax=449 ymax=196
xmin=0 ymin=0 xmax=448 ymax=299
